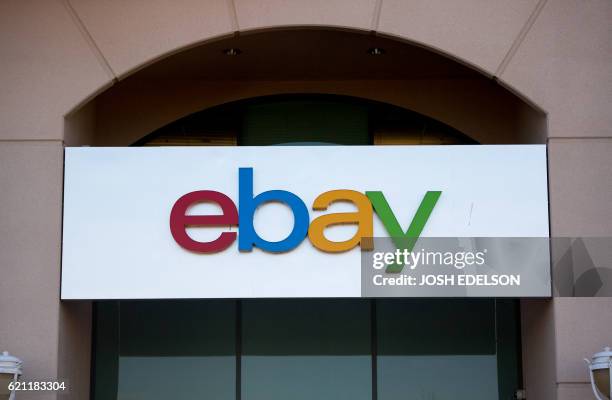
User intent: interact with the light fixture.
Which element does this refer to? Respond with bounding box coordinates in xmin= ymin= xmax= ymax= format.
xmin=223 ymin=48 xmax=242 ymax=56
xmin=586 ymin=347 xmax=612 ymax=400
xmin=367 ymin=47 xmax=385 ymax=56
xmin=0 ymin=352 xmax=22 ymax=400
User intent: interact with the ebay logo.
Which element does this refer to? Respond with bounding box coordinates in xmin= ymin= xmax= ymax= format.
xmin=170 ymin=168 xmax=441 ymax=254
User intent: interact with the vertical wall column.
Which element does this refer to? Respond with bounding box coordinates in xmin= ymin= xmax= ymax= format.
xmin=522 ymin=138 xmax=612 ymax=400
xmin=0 ymin=141 xmax=92 ymax=400
xmin=547 ymin=138 xmax=612 ymax=400
xmin=0 ymin=141 xmax=64 ymax=400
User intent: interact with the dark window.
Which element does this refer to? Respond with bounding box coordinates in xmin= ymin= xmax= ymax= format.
xmin=92 ymin=299 xmax=521 ymax=400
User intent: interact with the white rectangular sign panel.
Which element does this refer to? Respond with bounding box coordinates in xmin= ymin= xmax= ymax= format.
xmin=61 ymin=145 xmax=550 ymax=299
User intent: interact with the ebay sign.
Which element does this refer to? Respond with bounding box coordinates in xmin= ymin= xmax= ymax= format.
xmin=170 ymin=167 xmax=440 ymax=254
xmin=61 ymin=145 xmax=549 ymax=299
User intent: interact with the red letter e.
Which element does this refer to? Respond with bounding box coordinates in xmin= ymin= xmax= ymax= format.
xmin=170 ymin=191 xmax=238 ymax=253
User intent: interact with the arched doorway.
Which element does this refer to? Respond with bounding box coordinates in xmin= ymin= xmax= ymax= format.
xmin=76 ymin=27 xmax=540 ymax=400
xmin=66 ymin=28 xmax=545 ymax=147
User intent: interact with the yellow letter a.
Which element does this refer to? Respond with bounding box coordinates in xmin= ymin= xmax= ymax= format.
xmin=308 ymin=190 xmax=373 ymax=253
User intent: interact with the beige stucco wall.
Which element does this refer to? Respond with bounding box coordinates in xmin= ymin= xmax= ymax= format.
xmin=1 ymin=1 xmax=610 ymax=142
xmin=1 ymin=1 xmax=611 ymax=399
xmin=0 ymin=141 xmax=63 ymax=400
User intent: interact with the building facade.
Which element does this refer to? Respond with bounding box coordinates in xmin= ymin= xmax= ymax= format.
xmin=1 ymin=1 xmax=611 ymax=399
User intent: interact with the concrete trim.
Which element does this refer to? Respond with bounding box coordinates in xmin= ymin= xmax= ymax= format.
xmin=495 ymin=0 xmax=548 ymax=77
xmin=63 ymin=0 xmax=117 ymax=81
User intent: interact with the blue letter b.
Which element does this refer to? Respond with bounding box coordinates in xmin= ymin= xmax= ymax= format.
xmin=238 ymin=168 xmax=309 ymax=253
